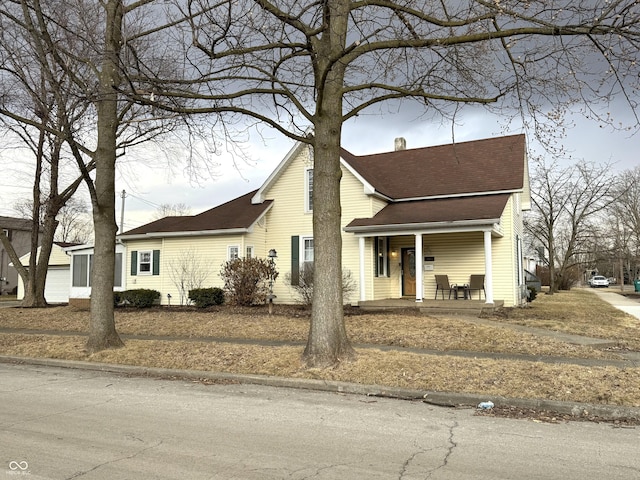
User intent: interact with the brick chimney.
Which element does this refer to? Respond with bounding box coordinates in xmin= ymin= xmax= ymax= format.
xmin=394 ymin=137 xmax=406 ymax=151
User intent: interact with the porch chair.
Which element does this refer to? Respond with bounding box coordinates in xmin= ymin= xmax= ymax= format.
xmin=434 ymin=275 xmax=457 ymax=300
xmin=466 ymin=274 xmax=485 ymax=300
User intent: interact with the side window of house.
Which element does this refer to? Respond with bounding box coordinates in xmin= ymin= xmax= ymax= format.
xmin=130 ymin=250 xmax=160 ymax=276
xmin=228 ymin=246 xmax=239 ymax=260
xmin=375 ymin=236 xmax=389 ymax=277
xmin=303 ymin=237 xmax=314 ymax=264
xmin=245 ymin=246 xmax=254 ymax=259
xmin=305 ymin=168 xmax=313 ymax=212
xmin=138 ymin=251 xmax=152 ymax=274
xmin=290 ymin=235 xmax=313 ymax=286
xmin=114 ymin=253 xmax=123 ymax=287
xmin=72 ymin=254 xmax=89 ymax=287
xmin=73 ymin=253 xmax=121 ymax=287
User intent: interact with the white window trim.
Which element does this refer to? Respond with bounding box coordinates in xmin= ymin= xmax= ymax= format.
xmin=304 ymin=168 xmax=313 ymax=213
xmin=302 ymin=236 xmax=314 ymax=264
xmin=72 ymin=253 xmax=93 ymax=287
xmin=245 ymin=246 xmax=254 ymax=259
xmin=138 ymin=250 xmax=153 ymax=276
xmin=228 ymin=245 xmax=240 ymax=261
xmin=377 ymin=237 xmax=388 ymax=277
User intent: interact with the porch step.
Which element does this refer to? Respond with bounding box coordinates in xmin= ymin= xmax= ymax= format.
xmin=358 ymin=299 xmax=504 ymax=316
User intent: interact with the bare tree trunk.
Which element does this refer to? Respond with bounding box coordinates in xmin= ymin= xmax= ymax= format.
xmin=302 ymin=0 xmax=355 ymax=367
xmin=23 ymin=126 xmax=45 ymax=306
xmin=86 ymin=0 xmax=123 ymax=353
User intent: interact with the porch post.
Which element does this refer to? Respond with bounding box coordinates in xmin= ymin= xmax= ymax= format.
xmin=484 ymin=230 xmax=494 ymax=304
xmin=415 ymin=233 xmax=423 ymax=302
xmin=359 ymin=236 xmax=366 ymax=302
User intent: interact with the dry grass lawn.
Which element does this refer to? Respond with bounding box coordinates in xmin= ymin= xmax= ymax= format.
xmin=1 ymin=288 xmax=640 ymax=408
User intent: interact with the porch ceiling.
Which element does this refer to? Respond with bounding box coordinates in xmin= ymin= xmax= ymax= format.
xmin=344 ymin=194 xmax=509 ymax=233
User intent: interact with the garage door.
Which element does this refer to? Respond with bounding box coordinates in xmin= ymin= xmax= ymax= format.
xmin=45 ymin=266 xmax=70 ymax=304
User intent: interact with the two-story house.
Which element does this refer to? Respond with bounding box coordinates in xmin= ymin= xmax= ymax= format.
xmin=111 ymin=134 xmax=530 ymax=308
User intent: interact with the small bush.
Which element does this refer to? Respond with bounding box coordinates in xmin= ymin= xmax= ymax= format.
xmin=220 ymin=257 xmax=278 ymax=306
xmin=188 ymin=287 xmax=225 ymax=308
xmin=527 ymin=286 xmax=538 ymax=302
xmin=119 ymin=289 xmax=160 ymax=308
xmin=114 ymin=291 xmax=122 ymax=307
xmin=285 ymin=263 xmax=357 ymax=306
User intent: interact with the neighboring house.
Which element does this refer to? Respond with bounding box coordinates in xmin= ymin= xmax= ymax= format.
xmin=118 ymin=134 xmax=531 ymax=307
xmin=15 ymin=242 xmax=78 ymax=304
xmin=0 ymin=216 xmax=40 ymax=295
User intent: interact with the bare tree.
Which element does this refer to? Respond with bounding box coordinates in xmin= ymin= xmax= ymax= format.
xmin=0 ymin=58 xmax=90 ymax=307
xmin=13 ymin=197 xmax=92 ymax=244
xmin=611 ymin=167 xmax=640 ymax=284
xmin=0 ymin=0 xmax=211 ymax=350
xmin=152 ymin=203 xmax=192 ymax=221
xmin=526 ymin=158 xmax=617 ymax=292
xmin=167 ymin=248 xmax=211 ymax=305
xmin=54 ymin=198 xmax=92 ymax=244
xmin=158 ymin=0 xmax=640 ymax=366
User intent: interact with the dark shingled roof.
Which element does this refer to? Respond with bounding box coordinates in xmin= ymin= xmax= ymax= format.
xmin=121 ymin=190 xmax=272 ymax=236
xmin=345 ymin=194 xmax=510 ymax=230
xmin=341 ymin=134 xmax=526 ymax=200
xmin=123 ymin=135 xmax=526 ymax=236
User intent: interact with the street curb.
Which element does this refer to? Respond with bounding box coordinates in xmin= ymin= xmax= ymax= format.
xmin=2 ymin=355 xmax=640 ymax=421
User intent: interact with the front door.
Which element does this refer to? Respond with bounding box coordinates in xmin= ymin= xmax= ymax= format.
xmin=402 ymin=248 xmax=416 ymax=296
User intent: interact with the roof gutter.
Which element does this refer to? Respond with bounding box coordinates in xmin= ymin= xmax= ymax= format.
xmin=118 ymin=227 xmax=250 ymax=240
xmin=390 ymin=189 xmax=522 ymax=202
xmin=344 ymin=218 xmax=503 ymax=237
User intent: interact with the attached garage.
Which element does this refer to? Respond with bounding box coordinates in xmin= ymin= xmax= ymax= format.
xmin=41 ymin=265 xmax=71 ymax=303
xmin=15 ymin=243 xmax=75 ymax=304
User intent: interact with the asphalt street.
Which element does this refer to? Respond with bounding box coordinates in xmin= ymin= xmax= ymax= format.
xmin=1 ymin=363 xmax=639 ymax=480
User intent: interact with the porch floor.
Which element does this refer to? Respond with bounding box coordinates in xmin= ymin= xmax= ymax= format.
xmin=358 ymin=297 xmax=504 ymax=316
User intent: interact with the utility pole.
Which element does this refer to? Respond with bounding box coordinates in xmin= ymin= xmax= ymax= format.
xmin=120 ymin=190 xmax=126 ymax=234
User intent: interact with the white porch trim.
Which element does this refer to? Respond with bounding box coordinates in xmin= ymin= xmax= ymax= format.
xmin=415 ymin=233 xmax=423 ymax=302
xmin=484 ymin=230 xmax=494 ymax=304
xmin=359 ymin=237 xmax=366 ymax=302
xmin=351 ymin=225 xmax=499 ymax=304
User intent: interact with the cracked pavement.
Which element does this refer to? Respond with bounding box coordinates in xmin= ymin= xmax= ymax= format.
xmin=1 ymin=363 xmax=639 ymax=479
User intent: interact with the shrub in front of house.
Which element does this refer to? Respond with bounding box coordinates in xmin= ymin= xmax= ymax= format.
xmin=220 ymin=257 xmax=278 ymax=306
xmin=119 ymin=289 xmax=161 ymax=308
xmin=188 ymin=287 xmax=225 ymax=308
xmin=527 ymin=286 xmax=538 ymax=302
xmin=285 ymin=263 xmax=357 ymax=306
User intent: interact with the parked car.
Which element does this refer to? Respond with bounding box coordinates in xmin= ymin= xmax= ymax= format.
xmin=589 ymin=275 xmax=610 ymax=288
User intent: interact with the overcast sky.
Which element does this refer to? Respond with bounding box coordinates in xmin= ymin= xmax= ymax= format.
xmin=113 ymin=102 xmax=638 ymax=232
xmin=0 ymin=102 xmax=637 ymax=233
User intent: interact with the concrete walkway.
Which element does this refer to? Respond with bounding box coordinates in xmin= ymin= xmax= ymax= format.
xmin=588 ymin=286 xmax=640 ymax=320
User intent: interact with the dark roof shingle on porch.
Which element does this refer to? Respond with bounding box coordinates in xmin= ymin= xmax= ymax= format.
xmin=341 ymin=134 xmax=526 ymax=200
xmin=345 ymin=194 xmax=510 ymax=230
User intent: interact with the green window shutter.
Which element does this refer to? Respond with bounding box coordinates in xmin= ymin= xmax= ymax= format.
xmin=131 ymin=251 xmax=138 ymax=276
xmin=152 ymin=250 xmax=160 ymax=275
xmin=291 ymin=236 xmax=299 ymax=286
